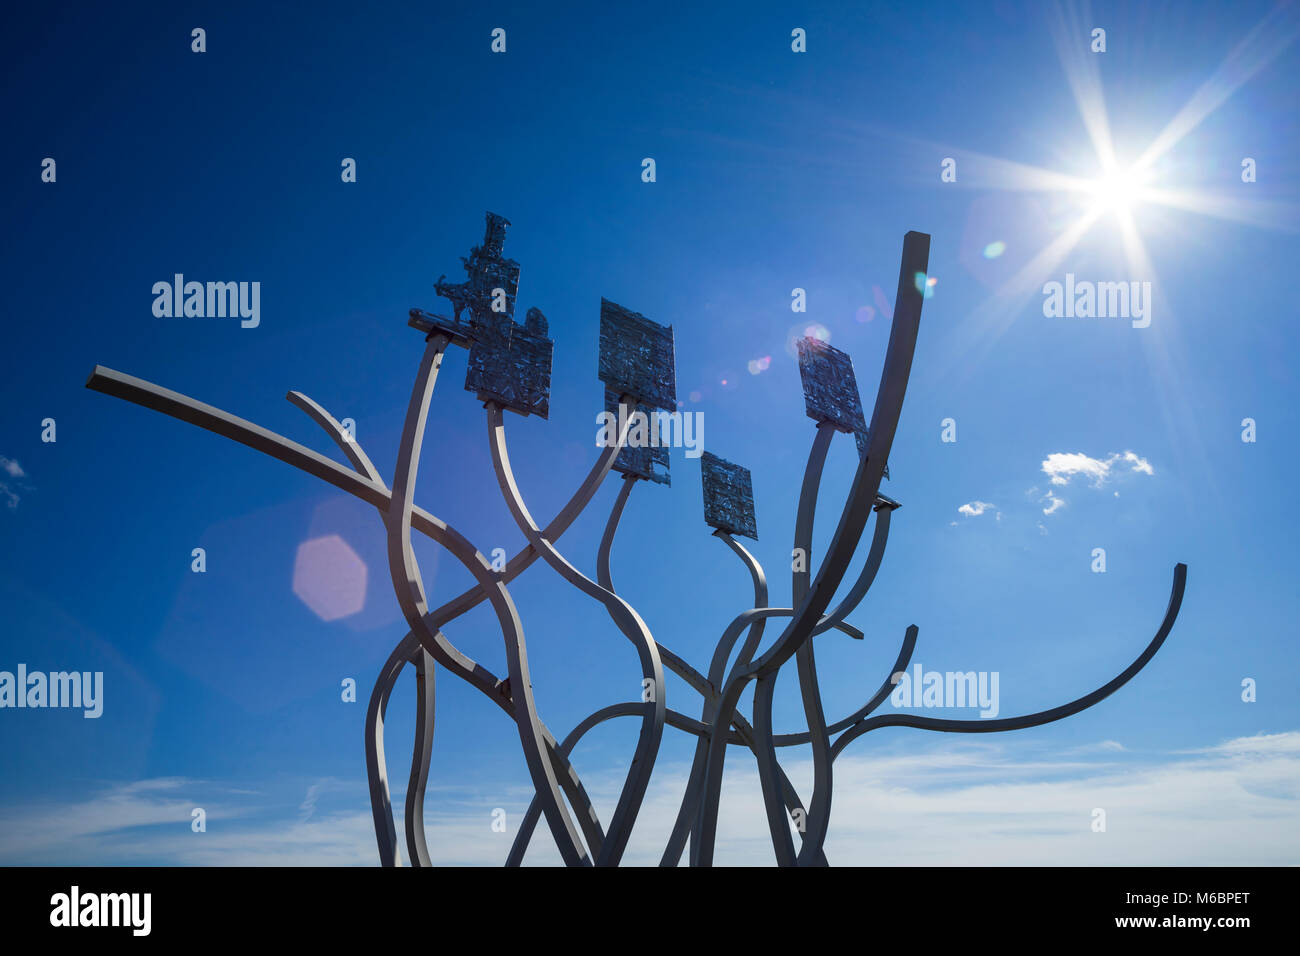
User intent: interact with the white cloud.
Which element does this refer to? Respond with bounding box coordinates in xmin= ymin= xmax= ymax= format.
xmin=0 ymin=456 xmax=28 ymax=509
xmin=1122 ymin=451 xmax=1154 ymax=476
xmin=298 ymin=777 xmax=350 ymax=823
xmin=530 ymin=732 xmax=1300 ymax=865
xmin=1043 ymin=452 xmax=1109 ymax=486
xmin=1191 ymin=731 xmax=1300 ymax=757
xmin=1041 ymin=450 xmax=1154 ymax=488
xmin=958 ymin=500 xmax=996 ymax=517
xmin=1068 ymin=740 xmax=1127 ymax=754
xmin=3 ymin=732 xmax=1299 ymax=865
xmin=0 ymin=778 xmax=249 ymax=862
xmin=1041 ymin=491 xmax=1065 ymax=515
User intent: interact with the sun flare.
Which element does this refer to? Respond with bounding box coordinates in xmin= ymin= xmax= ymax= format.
xmin=1085 ymin=165 xmax=1150 ymax=216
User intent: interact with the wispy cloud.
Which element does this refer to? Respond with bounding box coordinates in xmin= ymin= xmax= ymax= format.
xmin=0 ymin=778 xmax=249 ymax=862
xmin=299 ymin=778 xmax=350 ymax=823
xmin=1041 ymin=491 xmax=1066 ymax=515
xmin=958 ymin=500 xmax=996 ymax=517
xmin=1067 ymin=739 xmax=1127 ymax=754
xmin=2 ymin=732 xmax=1297 ymax=865
xmin=1191 ymin=731 xmax=1300 ymax=757
xmin=0 ymin=455 xmax=26 ymax=510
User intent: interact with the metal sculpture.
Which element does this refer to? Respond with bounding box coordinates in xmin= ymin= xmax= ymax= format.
xmin=86 ymin=212 xmax=1187 ymax=866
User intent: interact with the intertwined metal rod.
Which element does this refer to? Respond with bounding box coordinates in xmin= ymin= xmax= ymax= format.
xmin=86 ymin=225 xmax=1186 ymax=866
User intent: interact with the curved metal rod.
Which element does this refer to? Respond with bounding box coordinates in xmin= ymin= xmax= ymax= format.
xmin=666 ymin=604 xmax=857 ymax=866
xmin=712 ymin=531 xmax=770 ymax=666
xmin=830 ymin=564 xmax=1187 ymax=761
xmin=362 ymin=638 xmax=438 ymax=867
xmin=90 ymin=365 xmax=620 ymax=711
xmin=584 ymin=469 xmax=757 ymax=864
xmin=740 ymin=422 xmax=835 ymax=865
xmin=88 ymin=363 xmax=777 ymax=714
xmin=296 ymin=368 xmax=577 ymax=867
xmin=611 ymin=520 xmax=828 ymax=865
xmin=427 ymin=427 xmax=632 ymax=630
xmin=773 ymin=622 xmax=918 ymax=747
xmin=508 ymin=702 xmax=702 ymax=865
xmin=292 ymin=382 xmax=626 ymax=638
xmin=87 ymin=365 xmax=507 ymax=699
xmin=511 ymin=701 xmax=824 ymax=867
xmin=652 ymin=619 xmax=915 ymax=866
xmin=287 ymin=390 xmax=386 ymax=484
xmin=693 ymin=230 xmax=930 ymax=866
xmin=596 ymin=474 xmax=638 ymax=593
xmin=89 ymin=362 xmax=760 ymax=865
xmin=404 ymin=646 xmax=436 ymax=867
xmin=789 ymin=422 xmax=836 ymax=866
xmin=92 ymin=366 xmax=612 ymax=863
xmin=364 ymin=631 xmax=410 ymax=866
xmin=301 ymin=343 xmax=592 ymax=868
xmin=292 ymin=388 xmax=606 ymax=861
xmin=93 ymin=352 xmax=852 ymax=867
xmin=488 ymin=403 xmax=666 ymax=867
xmin=750 ymin=676 xmax=795 ymax=864
xmin=401 ymin=407 xmax=642 ymax=858
xmin=560 ymin=444 xmax=830 ymax=867
xmin=288 ymin=388 xmax=436 ymax=866
xmin=667 ymin=530 xmax=770 ymax=866
xmin=387 ymin=338 xmax=590 ymax=866
xmin=379 ymin=424 xmax=669 ymax=862
xmin=815 ymin=502 xmax=894 ymax=635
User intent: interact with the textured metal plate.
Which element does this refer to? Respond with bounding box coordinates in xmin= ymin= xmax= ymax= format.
xmin=796 ymin=336 xmax=887 ymax=475
xmin=603 ymin=390 xmax=670 ymax=485
xmin=598 ymin=298 xmax=676 ymax=413
xmin=435 ymin=211 xmax=521 ymax=322
xmin=465 ymin=307 xmax=553 ymax=419
xmin=701 ymin=451 xmax=758 ymax=539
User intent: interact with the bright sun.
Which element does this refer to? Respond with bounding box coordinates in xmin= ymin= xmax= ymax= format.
xmin=1086 ymin=165 xmax=1151 ymax=216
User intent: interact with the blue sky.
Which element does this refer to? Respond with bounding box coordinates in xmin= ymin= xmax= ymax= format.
xmin=1 ymin=0 xmax=1297 ymax=865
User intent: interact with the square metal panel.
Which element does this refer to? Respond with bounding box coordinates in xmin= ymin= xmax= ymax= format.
xmin=796 ymin=336 xmax=886 ymax=476
xmin=796 ymin=337 xmax=866 ymax=436
xmin=701 ymin=451 xmax=758 ymax=539
xmin=598 ymin=298 xmax=676 ymax=413
xmin=603 ymin=390 xmax=670 ymax=485
xmin=465 ymin=308 xmax=553 ymax=419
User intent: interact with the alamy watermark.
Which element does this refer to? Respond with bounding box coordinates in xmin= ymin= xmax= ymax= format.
xmin=0 ymin=664 xmax=103 ymax=718
xmin=890 ymin=662 xmax=1000 ymax=718
xmin=152 ymin=274 xmax=260 ymax=328
xmin=50 ymin=886 xmax=150 ymax=936
xmin=1042 ymin=273 xmax=1152 ymax=328
xmin=596 ymin=406 xmax=704 ymax=458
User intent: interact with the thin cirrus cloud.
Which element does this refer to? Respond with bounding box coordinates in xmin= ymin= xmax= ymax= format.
xmin=958 ymin=500 xmax=997 ymax=517
xmin=1 ymin=732 xmax=1297 ymax=865
xmin=0 ymin=455 xmax=26 ymax=510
